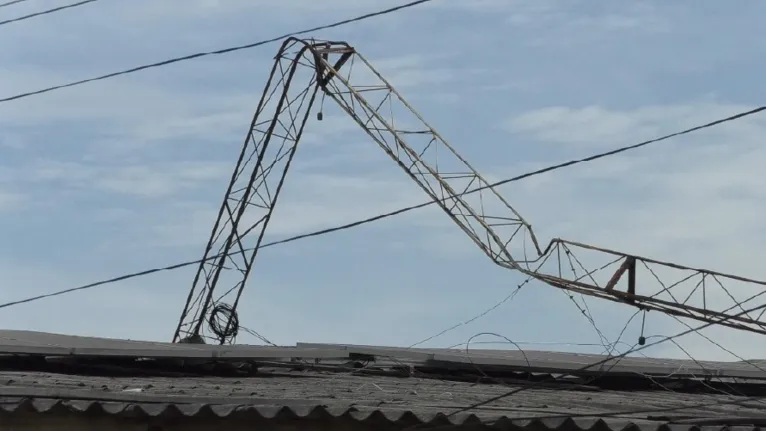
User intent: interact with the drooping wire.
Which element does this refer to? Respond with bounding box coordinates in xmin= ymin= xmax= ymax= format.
xmin=445 ymin=339 xmax=642 ymax=352
xmin=437 ymin=302 xmax=766 ymax=423
xmin=0 ymin=0 xmax=98 ymax=27
xmin=0 ymin=105 xmax=762 ymax=311
xmin=407 ymin=241 xmax=554 ymax=348
xmin=398 ymin=325 xmax=766 ymax=431
xmin=400 ymin=325 xmax=766 ymax=431
xmin=0 ymin=0 xmax=435 ymax=103
xmin=407 ymin=278 xmax=527 ymax=348
xmin=239 ymin=325 xmax=276 ymax=346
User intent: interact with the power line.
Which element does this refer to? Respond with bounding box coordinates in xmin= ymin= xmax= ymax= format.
xmin=0 ymin=104 xmax=761 ymax=311
xmin=0 ymin=0 xmax=30 ymax=9
xmin=407 ymin=277 xmax=529 ymax=348
xmin=0 ymin=0 xmax=97 ymax=27
xmin=0 ymin=0 xmax=434 ymax=103
xmin=443 ymin=298 xmax=766 ymax=423
xmin=458 ymin=281 xmax=766 ymax=421
xmin=404 ymin=318 xmax=766 ymax=430
xmin=250 ymin=106 xmax=766 ymax=246
xmin=415 ymin=317 xmax=766 ymax=427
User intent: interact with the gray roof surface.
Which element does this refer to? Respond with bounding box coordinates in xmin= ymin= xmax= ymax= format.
xmin=2 ymin=366 xmax=766 ymax=428
xmin=0 ymin=329 xmax=349 ymax=359
xmin=4 ymin=330 xmax=766 ymax=380
xmin=3 ymin=330 xmax=766 ymax=429
xmin=300 ymin=342 xmax=766 ymax=380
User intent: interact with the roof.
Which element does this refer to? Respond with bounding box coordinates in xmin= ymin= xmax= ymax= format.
xmin=3 ymin=366 xmax=766 ymax=428
xmin=2 ymin=330 xmax=766 ymax=430
xmin=4 ymin=330 xmax=766 ymax=380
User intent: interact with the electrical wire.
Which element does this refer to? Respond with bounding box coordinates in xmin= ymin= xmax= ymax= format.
xmin=257 ymin=106 xmax=766 ymax=248
xmin=0 ymin=105 xmax=762 ymax=311
xmin=397 ymin=326 xmax=766 ymax=431
xmin=409 ymin=322 xmax=766 ymax=427
xmin=0 ymin=0 xmax=97 ymax=27
xmin=557 ymin=243 xmax=615 ymax=354
xmin=0 ymin=0 xmax=434 ymax=103
xmin=404 ymin=324 xmax=766 ymax=430
xmin=446 ymin=339 xmax=646 ymax=355
xmin=0 ymin=0 xmax=30 ymax=8
xmin=460 ymin=332 xmax=531 ymax=389
xmin=406 ymin=249 xmax=551 ymax=348
xmin=407 ymin=281 xmax=526 ymax=348
xmin=239 ymin=325 xmax=276 ymax=346
xmin=422 ymin=302 xmax=766 ymax=427
xmin=411 ymin=241 xmax=628 ymax=353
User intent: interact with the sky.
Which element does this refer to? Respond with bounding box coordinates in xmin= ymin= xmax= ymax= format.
xmin=1 ymin=0 xmax=766 ymax=363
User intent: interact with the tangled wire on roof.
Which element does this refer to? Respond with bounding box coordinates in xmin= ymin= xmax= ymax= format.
xmin=208 ymin=303 xmax=239 ymax=342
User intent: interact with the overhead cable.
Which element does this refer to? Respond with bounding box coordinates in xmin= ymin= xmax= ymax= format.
xmin=0 ymin=0 xmax=98 ymax=27
xmin=0 ymin=0 xmax=434 ymax=103
xmin=0 ymin=0 xmax=31 ymax=9
xmin=445 ymin=299 xmax=766 ymax=422
xmin=0 ymin=105 xmax=761 ymax=311
xmin=245 ymin=105 xmax=766 ymax=247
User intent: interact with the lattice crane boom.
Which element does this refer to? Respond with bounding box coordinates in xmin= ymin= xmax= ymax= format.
xmin=174 ymin=38 xmax=766 ymax=345
xmin=172 ymin=39 xmax=350 ymax=344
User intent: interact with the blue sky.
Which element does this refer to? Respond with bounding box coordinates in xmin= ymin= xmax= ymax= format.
xmin=1 ymin=0 xmax=766 ymax=362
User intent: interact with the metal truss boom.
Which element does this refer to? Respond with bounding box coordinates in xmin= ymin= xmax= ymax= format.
xmin=314 ymin=44 xmax=766 ymax=338
xmin=174 ymin=38 xmax=766 ymax=344
xmin=172 ymin=39 xmax=352 ymax=344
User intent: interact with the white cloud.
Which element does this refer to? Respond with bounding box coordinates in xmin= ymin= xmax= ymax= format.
xmin=501 ymin=0 xmax=672 ymax=47
xmin=3 ymin=159 xmax=231 ymax=199
xmin=499 ymin=101 xmax=766 ymax=254
xmin=174 ymin=0 xmax=518 ymax=14
xmin=0 ymin=191 xmax=25 ymax=212
xmin=503 ymin=102 xmax=765 ymax=148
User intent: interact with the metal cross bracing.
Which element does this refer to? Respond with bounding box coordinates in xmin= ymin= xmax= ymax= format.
xmin=171 ymin=39 xmax=349 ymax=344
xmin=173 ymin=37 xmax=766 ymax=345
xmin=531 ymin=240 xmax=766 ymax=336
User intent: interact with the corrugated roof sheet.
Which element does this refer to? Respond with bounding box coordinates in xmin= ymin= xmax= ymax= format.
xmin=0 ymin=398 xmax=719 ymax=430
xmin=2 ymin=364 xmax=766 ymax=429
xmin=3 ymin=331 xmax=766 ymax=429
